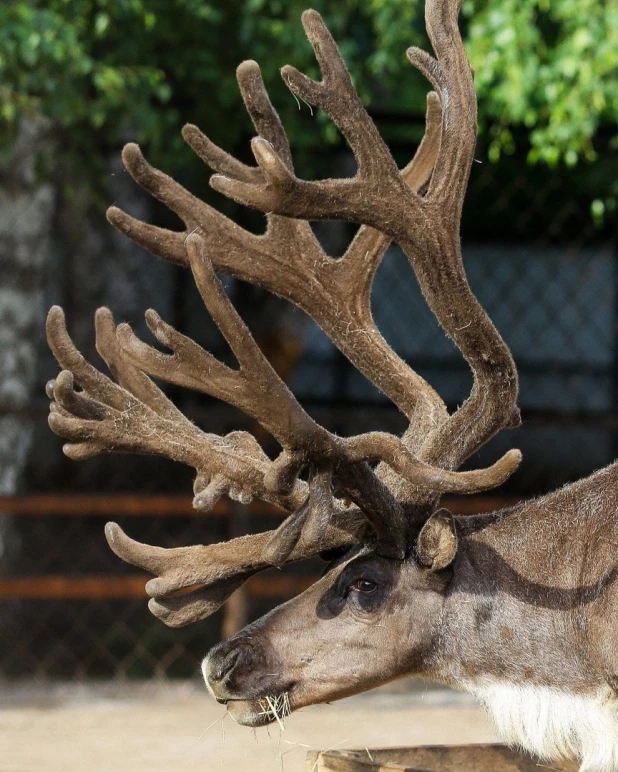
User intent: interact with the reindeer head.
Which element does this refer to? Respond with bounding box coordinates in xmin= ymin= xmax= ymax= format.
xmin=203 ymin=512 xmax=461 ymax=726
xmin=47 ymin=0 xmax=521 ymax=726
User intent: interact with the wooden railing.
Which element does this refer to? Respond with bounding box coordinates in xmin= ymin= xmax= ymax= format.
xmin=0 ymin=492 xmax=515 ymax=519
xmin=0 ymin=494 xmax=277 ymax=518
xmin=0 ymin=493 xmax=518 ymax=630
xmin=0 ymin=573 xmax=315 ymax=600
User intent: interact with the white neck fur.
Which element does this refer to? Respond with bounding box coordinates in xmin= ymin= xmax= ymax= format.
xmin=464 ymin=680 xmax=618 ymax=772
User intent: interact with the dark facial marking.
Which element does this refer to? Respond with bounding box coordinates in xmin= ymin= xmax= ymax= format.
xmin=316 ymin=553 xmax=400 ymax=620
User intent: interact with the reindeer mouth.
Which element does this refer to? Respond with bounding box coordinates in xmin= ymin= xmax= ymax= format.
xmin=222 ymin=688 xmax=296 ymax=727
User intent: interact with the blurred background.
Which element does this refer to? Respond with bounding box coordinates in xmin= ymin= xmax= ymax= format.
xmin=1 ymin=0 xmax=618 ymax=699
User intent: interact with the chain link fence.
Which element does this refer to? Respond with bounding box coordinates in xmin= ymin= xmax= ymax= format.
xmin=1 ymin=142 xmax=617 ymax=682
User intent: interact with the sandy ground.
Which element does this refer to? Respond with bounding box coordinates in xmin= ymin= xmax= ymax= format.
xmin=0 ymin=681 xmax=498 ymax=772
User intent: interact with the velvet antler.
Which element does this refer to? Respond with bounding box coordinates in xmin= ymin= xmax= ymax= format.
xmin=46 ymin=305 xmax=306 ymax=513
xmin=47 ymin=0 xmax=522 ymax=627
xmin=206 ymin=5 xmax=520 ymax=471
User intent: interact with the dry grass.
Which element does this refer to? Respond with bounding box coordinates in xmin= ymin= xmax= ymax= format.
xmin=259 ymin=693 xmax=292 ymax=731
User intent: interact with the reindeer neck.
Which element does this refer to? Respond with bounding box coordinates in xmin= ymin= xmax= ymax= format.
xmin=462 ymin=460 xmax=618 ymax=577
xmin=430 ymin=462 xmax=618 ymax=692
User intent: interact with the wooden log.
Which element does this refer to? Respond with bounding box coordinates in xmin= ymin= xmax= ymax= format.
xmin=307 ymin=745 xmax=578 ymax=771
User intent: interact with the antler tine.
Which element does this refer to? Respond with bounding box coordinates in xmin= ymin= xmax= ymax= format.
xmin=94 ymin=306 xmax=186 ymax=423
xmin=184 ymin=59 xmax=294 ymax=177
xmin=182 ymin=124 xmax=262 ymax=185
xmin=106 ymin=207 xmax=187 ymax=266
xmin=47 ymin=306 xmax=130 ymax=413
xmin=281 ymin=10 xmax=397 ymax=179
xmin=402 ymin=91 xmax=443 ymax=189
xmin=420 ymin=0 xmax=476 ymax=206
xmin=236 ymin=59 xmax=294 ymax=170
xmin=297 ymin=469 xmax=335 ymax=547
xmin=47 ymin=305 xmax=309 ymax=512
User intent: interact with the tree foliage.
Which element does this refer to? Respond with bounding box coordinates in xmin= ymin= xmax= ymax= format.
xmin=464 ymin=0 xmax=618 ymax=166
xmin=1 ymin=0 xmax=616 ymax=178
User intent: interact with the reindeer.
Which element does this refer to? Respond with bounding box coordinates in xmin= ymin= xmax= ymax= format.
xmin=45 ymin=1 xmax=618 ymax=769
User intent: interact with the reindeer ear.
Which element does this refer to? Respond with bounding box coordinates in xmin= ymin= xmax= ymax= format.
xmin=416 ymin=509 xmax=457 ymax=571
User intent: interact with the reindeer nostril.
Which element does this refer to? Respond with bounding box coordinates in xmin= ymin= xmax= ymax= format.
xmin=215 ymin=648 xmax=240 ymax=681
xmin=208 ymin=644 xmax=251 ymax=685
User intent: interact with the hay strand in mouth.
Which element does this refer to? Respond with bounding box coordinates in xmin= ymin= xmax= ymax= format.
xmin=197 ymin=709 xmax=227 ymax=741
xmin=258 ymin=692 xmax=291 ymax=731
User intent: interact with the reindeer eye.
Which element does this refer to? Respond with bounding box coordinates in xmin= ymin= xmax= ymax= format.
xmin=349 ymin=578 xmax=377 ymax=594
